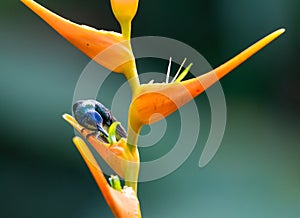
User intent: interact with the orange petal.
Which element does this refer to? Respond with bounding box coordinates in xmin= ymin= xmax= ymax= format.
xmin=21 ymin=0 xmax=134 ymax=73
xmin=63 ymin=114 xmax=139 ymax=189
xmin=72 ymin=137 xmax=141 ymax=218
xmin=129 ymin=29 xmax=285 ymax=132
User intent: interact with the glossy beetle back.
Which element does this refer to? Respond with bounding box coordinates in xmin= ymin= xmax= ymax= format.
xmin=72 ymin=99 xmax=127 ymax=139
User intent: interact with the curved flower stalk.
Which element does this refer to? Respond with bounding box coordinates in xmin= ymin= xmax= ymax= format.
xmin=72 ymin=137 xmax=141 ymax=218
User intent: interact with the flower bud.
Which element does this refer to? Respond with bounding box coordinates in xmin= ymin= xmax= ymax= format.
xmin=111 ymin=0 xmax=139 ymax=23
xmin=110 ymin=0 xmax=139 ymax=38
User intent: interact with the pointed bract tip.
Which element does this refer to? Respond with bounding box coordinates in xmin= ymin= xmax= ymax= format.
xmin=278 ymin=28 xmax=286 ymax=34
xmin=62 ymin=113 xmax=76 ymax=126
xmin=272 ymin=28 xmax=286 ymax=38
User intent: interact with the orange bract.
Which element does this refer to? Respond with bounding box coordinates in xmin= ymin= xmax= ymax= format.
xmin=63 ymin=114 xmax=139 ymax=185
xmin=21 ymin=0 xmax=134 ymax=73
xmin=72 ymin=137 xmax=141 ymax=218
xmin=128 ymin=29 xmax=285 ymax=133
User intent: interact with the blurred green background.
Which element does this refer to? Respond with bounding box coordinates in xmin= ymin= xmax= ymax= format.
xmin=1 ymin=0 xmax=300 ymax=217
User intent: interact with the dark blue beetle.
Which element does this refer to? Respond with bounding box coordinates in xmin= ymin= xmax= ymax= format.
xmin=73 ymin=100 xmax=127 ymax=139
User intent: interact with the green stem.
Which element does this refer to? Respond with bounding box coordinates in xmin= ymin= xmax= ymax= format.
xmin=121 ymin=20 xmax=132 ymax=40
xmin=120 ymin=19 xmax=140 ymax=92
xmin=120 ymin=19 xmax=141 ymax=192
xmin=125 ymin=64 xmax=140 ymax=93
xmin=124 ymin=123 xmax=141 ymax=193
xmin=127 ymin=123 xmax=141 ymax=152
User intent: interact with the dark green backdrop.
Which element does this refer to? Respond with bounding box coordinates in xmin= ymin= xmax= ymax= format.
xmin=1 ymin=0 xmax=299 ymax=217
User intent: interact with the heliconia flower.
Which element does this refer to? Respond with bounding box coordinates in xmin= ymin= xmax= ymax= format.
xmin=110 ymin=0 xmax=139 ymax=39
xmin=23 ymin=0 xmax=285 ymax=216
xmin=128 ymin=29 xmax=285 ymax=135
xmin=20 ymin=0 xmax=138 ymax=81
xmin=63 ymin=113 xmax=140 ymax=191
xmin=72 ymin=137 xmax=141 ymax=218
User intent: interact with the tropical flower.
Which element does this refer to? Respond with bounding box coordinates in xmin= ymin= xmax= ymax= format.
xmin=22 ymin=0 xmax=285 ymax=217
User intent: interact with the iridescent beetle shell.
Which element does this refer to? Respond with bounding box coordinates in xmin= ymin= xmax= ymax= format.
xmin=73 ymin=100 xmax=127 ymax=140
